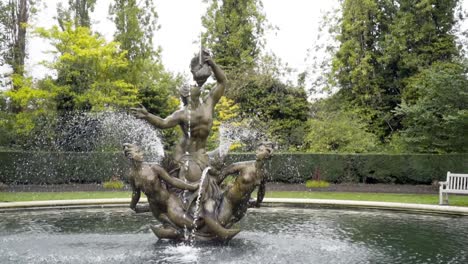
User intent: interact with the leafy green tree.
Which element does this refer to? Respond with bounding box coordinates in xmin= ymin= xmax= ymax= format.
xmin=36 ymin=24 xmax=138 ymax=111
xmin=202 ymin=0 xmax=267 ymax=99
xmin=305 ymin=110 xmax=380 ymax=153
xmin=330 ymin=0 xmax=462 ymax=143
xmin=331 ymin=0 xmax=396 ymax=139
xmin=57 ymin=0 xmax=96 ymax=29
xmin=3 ymin=75 xmax=56 ymax=146
xmin=109 ymin=0 xmax=178 ymax=114
xmin=236 ymin=73 xmax=309 ymax=150
xmin=109 ymin=0 xmax=158 ymax=64
xmin=109 ymin=0 xmax=181 ymax=148
xmin=395 ymin=62 xmax=468 ymax=153
xmin=202 ymin=0 xmax=266 ymax=69
xmin=207 ymin=96 xmax=240 ymax=150
xmin=202 ymin=1 xmax=309 ymax=149
xmin=137 ymin=67 xmax=181 ymax=150
xmin=0 ymin=93 xmax=15 ymax=147
xmin=0 ymin=0 xmax=39 ymax=84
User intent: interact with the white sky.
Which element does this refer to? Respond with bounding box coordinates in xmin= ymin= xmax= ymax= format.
xmin=24 ymin=0 xmax=339 ymax=84
xmin=6 ymin=0 xmax=468 ymax=92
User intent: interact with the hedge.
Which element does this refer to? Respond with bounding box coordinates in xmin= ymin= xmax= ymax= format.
xmin=227 ymin=153 xmax=468 ymax=184
xmin=0 ymin=151 xmax=467 ymax=185
xmin=0 ymin=151 xmax=130 ymax=184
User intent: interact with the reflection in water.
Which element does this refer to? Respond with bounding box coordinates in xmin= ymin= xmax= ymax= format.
xmin=0 ymin=208 xmax=467 ymax=264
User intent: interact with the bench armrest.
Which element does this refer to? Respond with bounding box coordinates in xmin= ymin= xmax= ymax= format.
xmin=439 ymin=181 xmax=447 ymax=190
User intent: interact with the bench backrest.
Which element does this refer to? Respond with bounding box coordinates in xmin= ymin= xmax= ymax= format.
xmin=447 ymin=172 xmax=468 ymax=190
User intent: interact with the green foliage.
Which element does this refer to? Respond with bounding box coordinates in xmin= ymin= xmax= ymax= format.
xmin=137 ymin=67 xmax=180 ymax=117
xmin=57 ymin=0 xmax=96 ymax=29
xmin=202 ymin=0 xmax=270 ymax=103
xmin=202 ymin=0 xmax=310 ymax=150
xmin=103 ymin=179 xmax=125 ymax=189
xmin=110 ymin=0 xmax=180 ymax=149
xmin=0 ymin=0 xmax=39 ymax=78
xmin=0 ymin=93 xmax=15 ymax=146
xmin=331 ymin=0 xmax=389 ymax=138
xmin=0 ymin=151 xmax=130 ymax=184
xmin=305 ymin=102 xmax=380 ymax=153
xmin=395 ymin=62 xmax=468 ymax=153
xmin=3 ymin=75 xmax=56 ymax=142
xmin=1 ymin=151 xmax=467 ymax=185
xmin=236 ymin=74 xmax=309 ymax=150
xmin=138 ymin=69 xmax=181 ymax=149
xmin=330 ymin=0 xmax=462 ymax=141
xmin=305 ymin=180 xmax=330 ymax=188
xmin=110 ymin=0 xmax=159 ymax=62
xmin=36 ymin=24 xmax=138 ymax=111
xmin=202 ymin=0 xmax=267 ymax=72
xmin=207 ymin=96 xmax=240 ymax=150
xmin=109 ymin=0 xmax=161 ymax=86
xmin=227 ymin=153 xmax=468 ymax=184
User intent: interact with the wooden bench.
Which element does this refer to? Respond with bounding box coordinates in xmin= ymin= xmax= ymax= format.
xmin=439 ymin=172 xmax=468 ymax=205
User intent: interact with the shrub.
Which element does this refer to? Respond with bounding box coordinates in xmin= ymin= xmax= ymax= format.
xmin=103 ymin=178 xmax=125 ymax=189
xmin=305 ymin=180 xmax=330 ymax=188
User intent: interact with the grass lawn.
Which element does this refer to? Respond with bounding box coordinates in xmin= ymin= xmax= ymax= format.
xmin=0 ymin=191 xmax=132 ymax=202
xmin=2 ymin=191 xmax=468 ymax=206
xmin=265 ymin=191 xmax=468 ymax=207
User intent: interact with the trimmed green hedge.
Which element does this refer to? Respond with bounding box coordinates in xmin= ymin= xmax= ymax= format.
xmin=227 ymin=153 xmax=468 ymax=184
xmin=0 ymin=151 xmax=130 ymax=184
xmin=0 ymin=151 xmax=467 ymax=184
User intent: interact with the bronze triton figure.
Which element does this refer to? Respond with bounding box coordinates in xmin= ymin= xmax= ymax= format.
xmin=125 ymin=50 xmax=272 ymax=241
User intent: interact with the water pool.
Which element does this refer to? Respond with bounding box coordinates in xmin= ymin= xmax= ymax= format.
xmin=0 ymin=207 xmax=467 ymax=263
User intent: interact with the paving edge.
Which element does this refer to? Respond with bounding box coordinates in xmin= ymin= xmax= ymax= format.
xmin=1 ymin=198 xmax=468 ymax=215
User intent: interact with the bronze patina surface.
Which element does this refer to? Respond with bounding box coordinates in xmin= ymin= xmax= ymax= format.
xmin=126 ymin=51 xmax=271 ymax=241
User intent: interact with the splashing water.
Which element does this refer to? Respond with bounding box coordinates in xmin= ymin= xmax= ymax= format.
xmin=182 ymin=84 xmax=193 ymax=241
xmin=97 ymin=112 xmax=164 ymax=162
xmin=24 ymin=111 xmax=164 ymax=160
xmin=218 ymin=122 xmax=266 ymax=155
xmin=188 ymin=166 xmax=211 ymax=245
xmin=11 ymin=111 xmax=165 ymax=184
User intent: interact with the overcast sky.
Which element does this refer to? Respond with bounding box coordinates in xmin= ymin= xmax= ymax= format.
xmin=12 ymin=0 xmax=468 ymax=91
xmin=25 ymin=0 xmax=339 ymax=84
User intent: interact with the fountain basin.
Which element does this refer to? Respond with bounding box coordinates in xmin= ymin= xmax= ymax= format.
xmin=1 ymin=207 xmax=467 ymax=264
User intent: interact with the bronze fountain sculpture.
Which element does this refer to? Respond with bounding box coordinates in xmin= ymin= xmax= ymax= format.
xmin=125 ymin=50 xmax=273 ymax=242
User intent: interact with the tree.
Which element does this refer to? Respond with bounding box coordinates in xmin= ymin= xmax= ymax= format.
xmin=207 ymin=96 xmax=240 ymax=150
xmin=331 ymin=0 xmax=396 ymax=139
xmin=36 ymin=24 xmax=139 ymax=111
xmin=236 ymin=73 xmax=310 ymax=150
xmin=0 ymin=92 xmax=15 ymax=146
xmin=0 ymin=0 xmax=38 ymax=82
xmin=109 ymin=0 xmax=177 ymax=112
xmin=395 ymin=62 xmax=468 ymax=153
xmin=305 ymin=101 xmax=380 ymax=153
xmin=109 ymin=0 xmax=160 ymax=84
xmin=202 ymin=0 xmax=309 ymax=149
xmin=330 ymin=0 xmax=462 ymax=141
xmin=202 ymin=0 xmax=267 ymax=99
xmin=57 ymin=0 xmax=96 ymax=29
xmin=109 ymin=0 xmax=182 ymax=148
xmin=3 ymin=75 xmax=56 ymax=145
xmin=110 ymin=0 xmax=158 ymax=61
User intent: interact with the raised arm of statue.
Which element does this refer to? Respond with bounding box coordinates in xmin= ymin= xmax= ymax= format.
xmin=130 ymin=104 xmax=181 ymax=129
xmin=205 ymin=55 xmax=227 ymax=105
xmin=152 ymin=166 xmax=199 ymax=191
